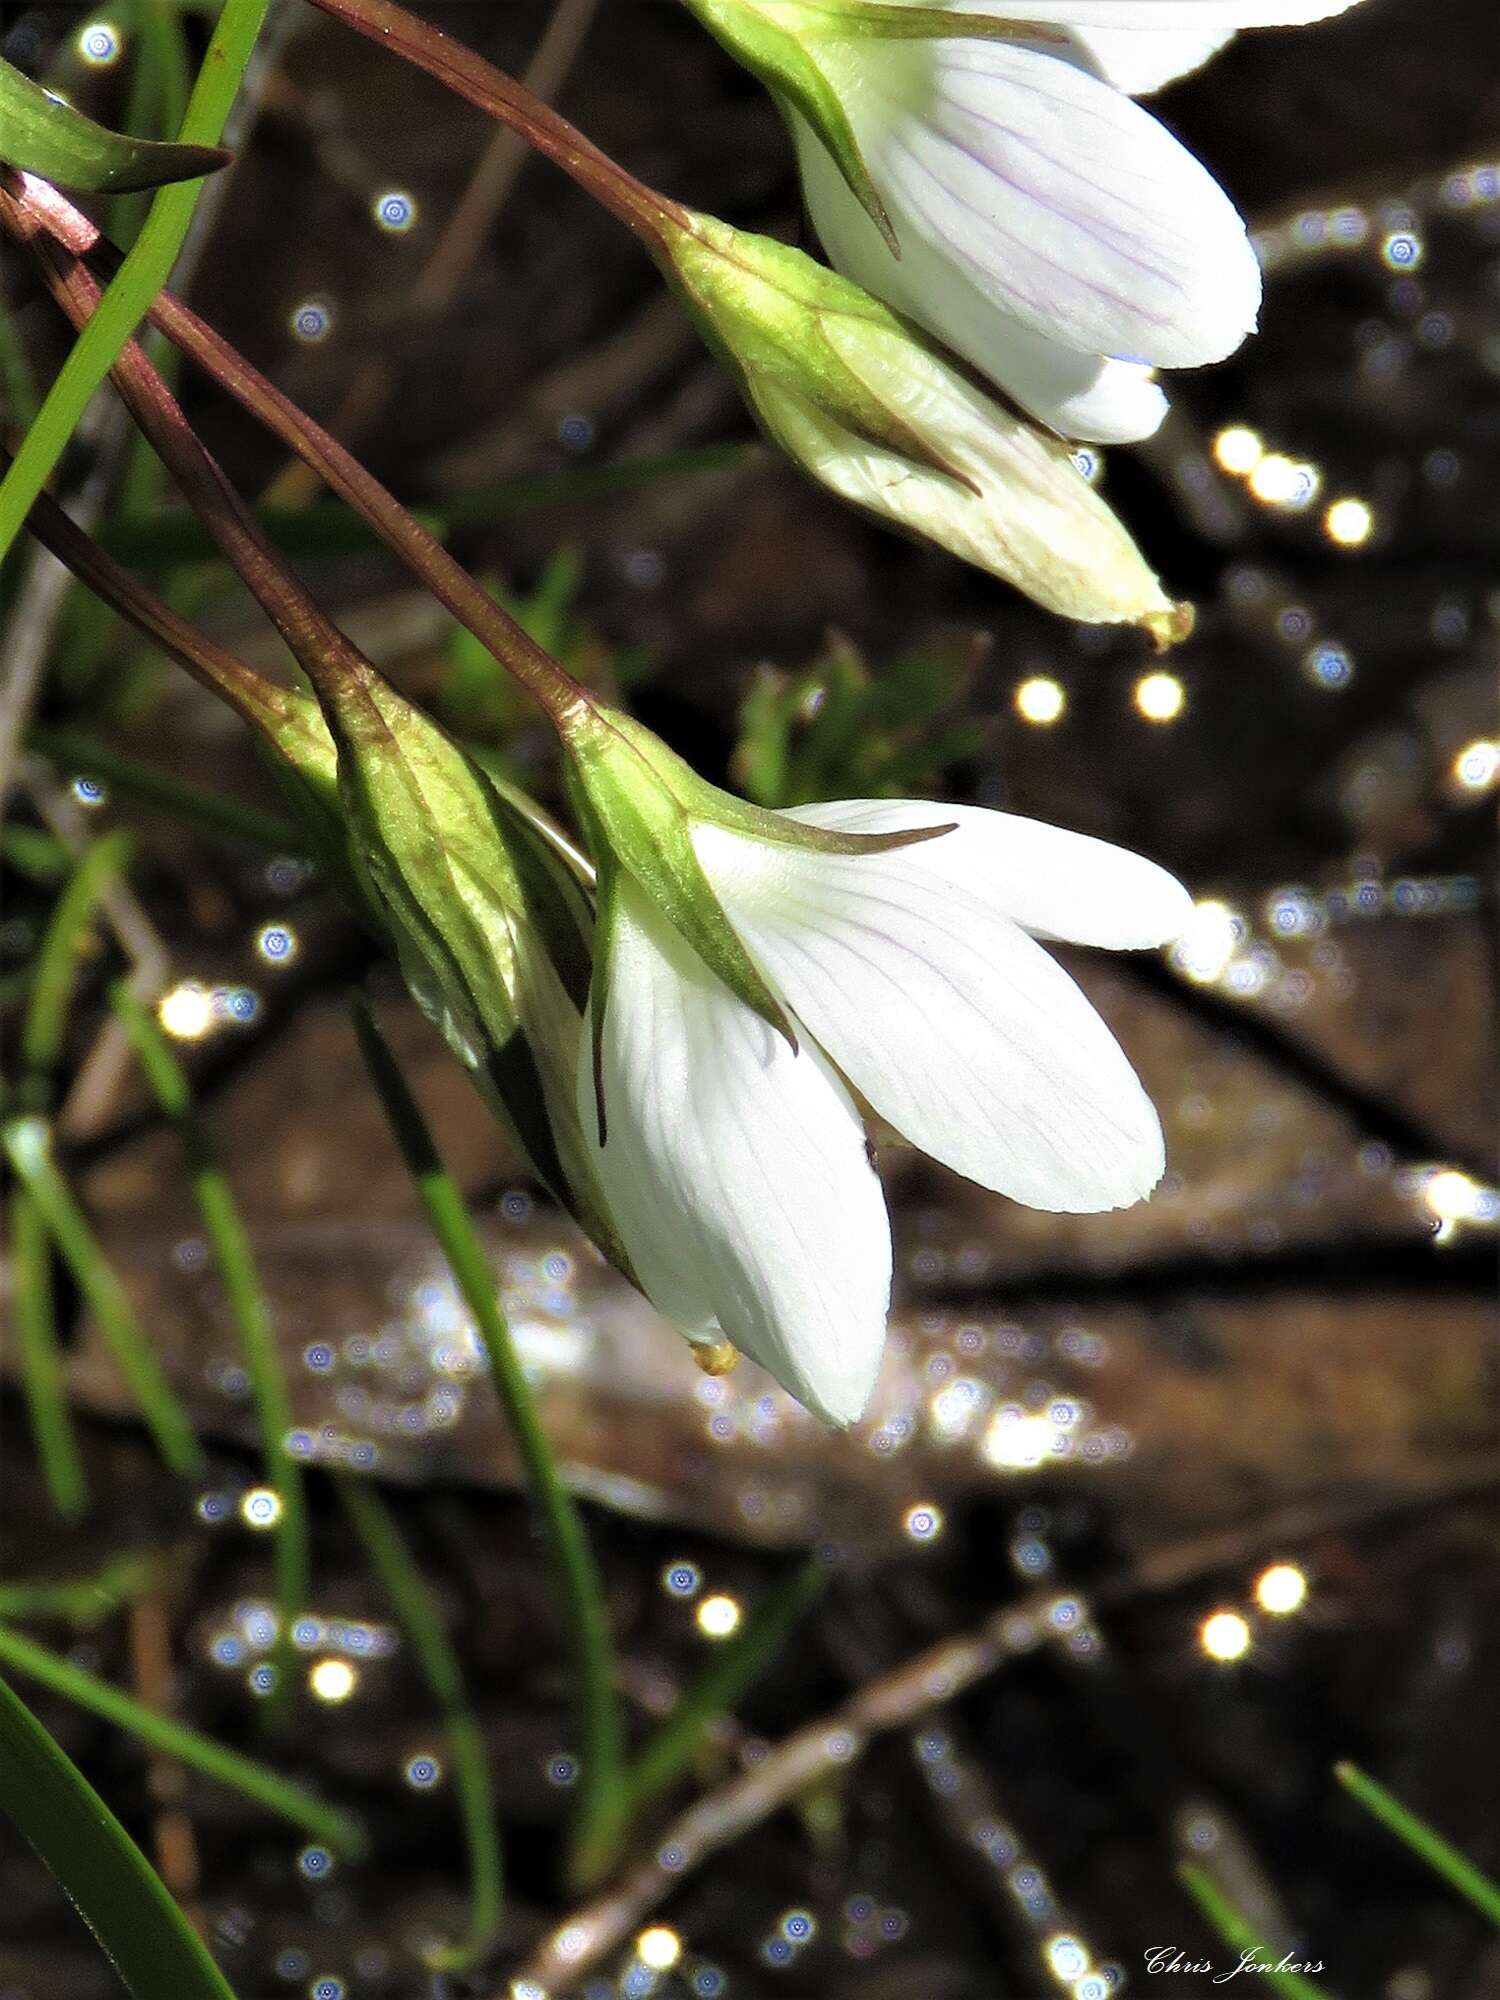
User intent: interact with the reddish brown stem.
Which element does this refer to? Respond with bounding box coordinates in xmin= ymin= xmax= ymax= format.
xmin=300 ymin=0 xmax=689 ymax=247
xmin=12 ymin=475 xmax=308 ymax=746
xmin=0 ymin=170 xmax=592 ymax=732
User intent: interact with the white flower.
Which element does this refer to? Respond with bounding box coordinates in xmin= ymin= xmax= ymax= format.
xmin=784 ymin=0 xmax=1368 ymax=441
xmin=661 ymin=210 xmax=1192 ymax=639
xmin=577 ymin=796 xmax=1190 ymax=1427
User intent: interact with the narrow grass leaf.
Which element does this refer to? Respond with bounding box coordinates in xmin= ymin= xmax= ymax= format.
xmin=28 ymin=724 xmax=300 ymax=850
xmin=347 ymin=994 xmax=627 ymax=1856
xmin=0 ymin=1674 xmax=237 ymax=2000
xmin=0 ymin=1623 xmax=363 ymax=1855
xmin=337 ymin=1476 xmax=503 ymax=1966
xmin=573 ymin=1558 xmax=825 ymax=1887
xmin=20 ymin=828 xmax=132 ymax=1091
xmin=0 ymin=55 xmax=228 ymax=193
xmin=9 ymin=1187 xmax=89 ymax=1520
xmin=1335 ymin=1761 xmax=1500 ymax=1926
xmin=0 ymin=0 xmax=271 ymax=564
xmin=3 ymin=1116 xmax=203 ymax=1477
xmin=1178 ymin=1864 xmax=1333 ymax=2000
xmin=109 ymin=983 xmax=311 ymax=1711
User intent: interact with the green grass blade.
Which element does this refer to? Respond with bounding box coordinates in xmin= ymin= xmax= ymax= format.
xmin=1335 ymin=1761 xmax=1500 ymax=1926
xmin=347 ymin=994 xmax=627 ymax=1855
xmin=111 ymin=0 xmax=195 ymax=249
xmin=20 ymin=828 xmax=132 ymax=1089
xmin=109 ymin=982 xmax=310 ymax=1712
xmin=9 ymin=1186 xmax=90 ymax=1520
xmin=1178 ymin=1865 xmax=1333 ymax=2000
xmin=1 ymin=821 xmax=71 ymax=884
xmin=0 ymin=1673 xmax=238 ymax=2000
xmin=336 ymin=1476 xmax=503 ymax=1967
xmin=0 ymin=1623 xmax=362 ymax=1856
xmin=0 ymin=1553 xmax=159 ymax=1624
xmin=3 ymin=1115 xmax=203 ymax=1477
xmin=28 ymin=724 xmax=300 ymax=851
xmin=0 ymin=0 xmax=271 ymax=565
xmin=571 ymin=1558 xmax=825 ymax=1888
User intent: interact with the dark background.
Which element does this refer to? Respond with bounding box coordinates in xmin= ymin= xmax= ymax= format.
xmin=1 ymin=1 xmax=1496 ymax=1995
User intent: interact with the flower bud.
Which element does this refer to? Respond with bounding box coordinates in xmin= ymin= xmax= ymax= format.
xmin=313 ymin=660 xmax=623 ymax=1257
xmin=654 ymin=207 xmax=1190 ymax=642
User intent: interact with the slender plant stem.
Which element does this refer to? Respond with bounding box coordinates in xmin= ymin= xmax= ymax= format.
xmin=0 ymin=175 xmax=605 ymax=732
xmin=109 ymin=982 xmax=311 ymax=1720
xmin=347 ymin=993 xmax=627 ymax=1856
xmin=1178 ymin=1867 xmax=1332 ymax=2000
xmin=0 ymin=1674 xmax=237 ymax=2000
xmin=19 ymin=828 xmax=132 ymax=1103
xmin=1335 ymin=1762 xmax=1500 ymax=1926
xmin=303 ymin=0 xmax=684 ymax=243
xmin=336 ymin=1477 xmax=503 ymax=1968
xmin=8 ymin=216 xmax=591 ymax=748
xmin=0 ymin=0 xmax=271 ymax=564
xmin=12 ymin=479 xmax=326 ymax=746
xmin=3 ymin=1115 xmax=203 ymax=1478
xmin=9 ymin=1188 xmax=89 ymax=1521
xmin=0 ymin=1623 xmax=362 ymax=1855
xmin=570 ymin=1557 xmax=825 ymax=1889
xmin=0 ymin=1553 xmax=159 ymax=1624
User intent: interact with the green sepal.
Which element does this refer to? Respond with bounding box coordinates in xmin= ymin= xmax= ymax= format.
xmin=0 ymin=56 xmax=231 ymax=192
xmin=564 ymin=707 xmax=798 ymax=1059
xmin=807 ymin=4 xmax=1064 ymax=45
xmin=312 ymin=666 xmax=599 ymax=1218
xmin=563 ymin=699 xmax=953 ymax=1072
xmin=662 ymin=211 xmax=982 ymax=497
xmin=680 ymin=0 xmax=897 ymax=250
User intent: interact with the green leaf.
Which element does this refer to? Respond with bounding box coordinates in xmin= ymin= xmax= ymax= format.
xmin=569 ymin=1557 xmax=825 ymax=1889
xmin=3 ymin=1115 xmax=204 ymax=1479
xmin=1178 ymin=1865 xmax=1333 ymax=2000
xmin=0 ymin=1673 xmax=238 ymax=2000
xmin=1335 ymin=1761 xmax=1500 ymax=1927
xmin=0 ymin=55 xmax=229 ymax=192
xmin=0 ymin=0 xmax=272 ymax=566
xmin=0 ymin=1623 xmax=363 ymax=1857
xmin=348 ymin=994 xmax=628 ymax=1871
xmin=109 ymin=983 xmax=311 ymax=1727
xmin=337 ymin=1478 xmax=503 ymax=1968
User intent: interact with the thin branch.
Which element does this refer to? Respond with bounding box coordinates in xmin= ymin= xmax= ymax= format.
xmin=502 ymin=1460 xmax=1496 ymax=1996
xmin=270 ymin=0 xmax=603 ymax=502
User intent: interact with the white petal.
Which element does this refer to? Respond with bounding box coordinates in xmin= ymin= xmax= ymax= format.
xmin=695 ymin=825 xmax=1168 ymax=1213
xmin=951 ymin=2 xmax=1367 ymax=28
xmin=577 ymin=877 xmax=891 ymax=1427
xmin=783 ymin=800 xmax=1193 ymax=949
xmin=1069 ymin=25 xmax=1234 ymax=94
xmin=797 ymin=124 xmax=1170 ymax=441
xmin=754 ymin=340 xmax=1178 ymax=625
xmin=834 ymin=37 xmax=1260 ymax=368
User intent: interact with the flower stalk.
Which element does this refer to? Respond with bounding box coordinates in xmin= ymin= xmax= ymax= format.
xmin=0 ymin=169 xmax=595 ymax=731
xmin=280 ymin=0 xmax=1188 ymax=635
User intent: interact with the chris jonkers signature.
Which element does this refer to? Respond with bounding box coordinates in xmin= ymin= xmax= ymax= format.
xmin=1145 ymin=1946 xmax=1327 ymax=1983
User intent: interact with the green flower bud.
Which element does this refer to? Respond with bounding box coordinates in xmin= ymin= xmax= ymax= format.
xmin=652 ymin=206 xmax=1191 ymax=643
xmin=309 ymin=659 xmax=623 ymax=1260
